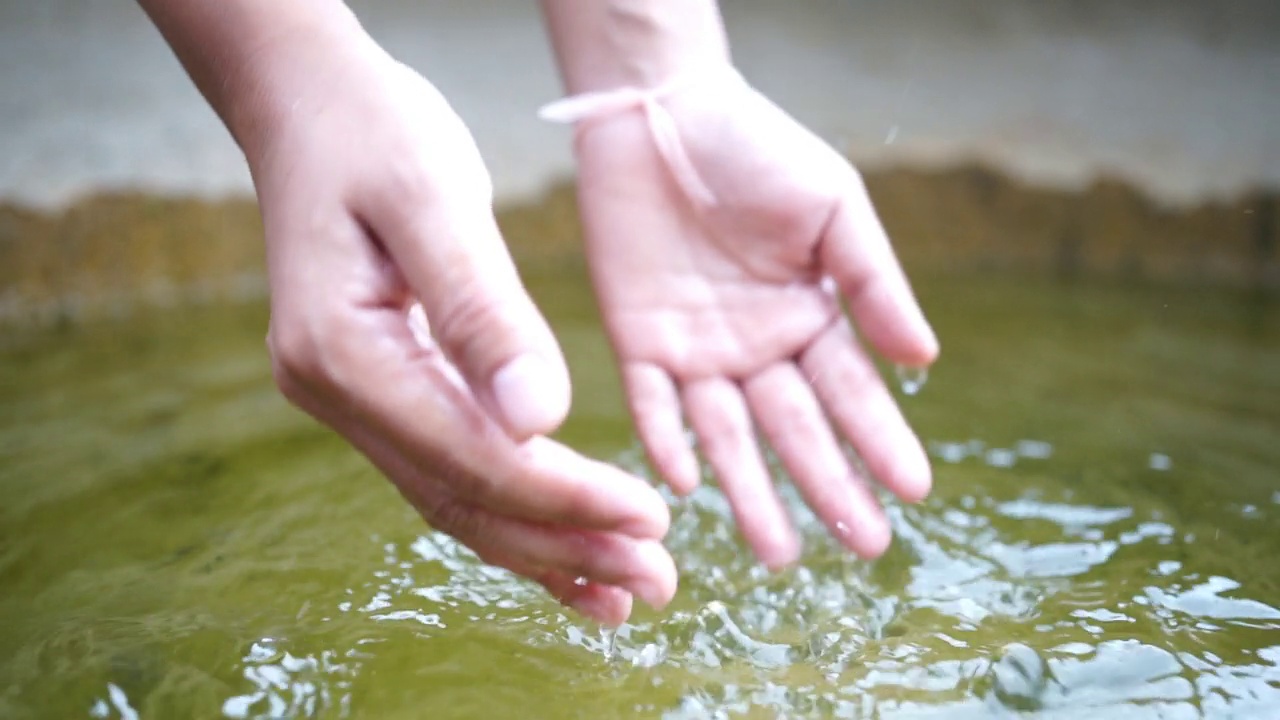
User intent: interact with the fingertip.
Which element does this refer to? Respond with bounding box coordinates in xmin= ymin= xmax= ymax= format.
xmin=663 ymin=450 xmax=701 ymax=497
xmin=911 ymin=325 xmax=941 ymax=367
xmin=890 ymin=444 xmax=933 ymax=505
xmin=859 ymin=536 xmax=892 ymax=562
xmin=848 ymin=514 xmax=893 ymax=560
xmin=619 ymin=490 xmax=672 ymax=540
xmin=568 ymin=585 xmax=634 ymax=626
xmin=490 ymin=352 xmax=571 ymax=438
xmin=756 ymin=527 xmax=803 ymax=573
xmin=624 ymin=363 xmax=699 ymax=496
xmin=627 ymin=540 xmax=679 ymax=610
xmin=864 ymin=302 xmax=940 ymax=369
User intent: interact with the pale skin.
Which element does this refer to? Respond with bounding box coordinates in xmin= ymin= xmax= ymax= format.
xmin=137 ymin=0 xmax=938 ymax=626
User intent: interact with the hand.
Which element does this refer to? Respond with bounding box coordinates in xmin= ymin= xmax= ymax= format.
xmin=570 ymin=70 xmax=940 ymax=569
xmin=242 ymin=30 xmax=676 ymax=625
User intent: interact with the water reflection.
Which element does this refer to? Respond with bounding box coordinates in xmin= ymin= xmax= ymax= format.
xmin=220 ymin=442 xmax=1280 ymax=718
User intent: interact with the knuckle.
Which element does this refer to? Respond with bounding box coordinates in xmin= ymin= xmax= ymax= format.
xmin=437 ymin=455 xmax=502 ymax=509
xmin=555 ymin=477 xmax=601 ymax=527
xmin=374 ymin=126 xmax=492 ymax=214
xmin=380 ymin=151 xmax=444 ymax=208
xmin=693 ymin=408 xmax=742 ymax=460
xmin=425 ymin=493 xmax=486 ymax=543
xmin=432 ymin=283 xmax=509 ymax=363
xmin=267 ymin=315 xmax=321 ymax=404
xmin=770 ymin=395 xmax=815 ymax=436
xmin=555 ymin=533 xmax=613 ymax=579
xmin=842 ymin=354 xmax=882 ymax=390
xmin=266 ymin=305 xmax=355 ymax=403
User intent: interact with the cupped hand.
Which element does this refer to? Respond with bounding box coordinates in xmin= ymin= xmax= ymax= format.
xmin=240 ymin=32 xmax=676 ymax=625
xmin=570 ymin=70 xmax=940 ymax=569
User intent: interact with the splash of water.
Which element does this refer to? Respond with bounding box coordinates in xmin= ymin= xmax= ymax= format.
xmin=216 ymin=442 xmax=1280 ymax=718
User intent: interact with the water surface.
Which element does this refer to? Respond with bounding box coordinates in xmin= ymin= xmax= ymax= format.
xmin=1 ymin=271 xmax=1278 ymax=718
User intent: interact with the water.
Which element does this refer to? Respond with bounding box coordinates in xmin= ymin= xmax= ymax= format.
xmin=1 ymin=271 xmax=1278 ymax=718
xmin=894 ymin=365 xmax=928 ymax=397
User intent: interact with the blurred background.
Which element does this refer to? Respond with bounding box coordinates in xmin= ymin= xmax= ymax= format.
xmin=2 ymin=2 xmax=1278 ymax=718
xmin=1 ymin=0 xmax=1277 ymax=320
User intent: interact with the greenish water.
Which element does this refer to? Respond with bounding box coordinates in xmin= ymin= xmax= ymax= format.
xmin=1 ymin=268 xmax=1278 ymax=719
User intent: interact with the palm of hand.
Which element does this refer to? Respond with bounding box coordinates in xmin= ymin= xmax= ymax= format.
xmin=572 ymin=85 xmax=939 ymax=568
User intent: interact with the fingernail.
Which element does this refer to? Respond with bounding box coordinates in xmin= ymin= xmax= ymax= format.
xmin=491 ymin=353 xmax=565 ymax=437
xmin=763 ymin=526 xmax=802 ymax=572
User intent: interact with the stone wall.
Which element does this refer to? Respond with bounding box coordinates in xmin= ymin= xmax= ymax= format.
xmin=4 ymin=166 xmax=1275 ymax=327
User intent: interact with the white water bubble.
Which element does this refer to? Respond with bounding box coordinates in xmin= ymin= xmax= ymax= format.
xmin=894 ymin=364 xmax=928 ymax=396
xmin=1015 ymin=439 xmax=1054 ymax=460
xmin=931 ymin=441 xmax=969 ymax=463
xmin=1148 ymin=453 xmax=1172 ymax=471
xmin=985 ymin=448 xmax=1018 ymax=468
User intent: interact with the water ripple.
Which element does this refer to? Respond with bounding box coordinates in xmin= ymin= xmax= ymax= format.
xmin=216 ymin=441 xmax=1280 ymax=718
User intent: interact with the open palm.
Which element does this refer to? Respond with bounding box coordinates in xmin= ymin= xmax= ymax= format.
xmin=569 ymin=76 xmax=940 ymax=569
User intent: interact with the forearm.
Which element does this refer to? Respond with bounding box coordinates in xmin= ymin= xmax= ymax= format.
xmin=538 ymin=0 xmax=731 ymax=93
xmin=136 ymin=0 xmax=369 ymax=154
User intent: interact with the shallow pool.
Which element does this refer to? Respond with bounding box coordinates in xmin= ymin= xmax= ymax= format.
xmin=1 ymin=268 xmax=1278 ymax=718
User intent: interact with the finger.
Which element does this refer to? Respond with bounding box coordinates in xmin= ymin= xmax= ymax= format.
xmin=323 ymin=410 xmax=674 ymax=614
xmin=743 ymin=362 xmax=891 ymax=558
xmin=477 ymin=552 xmax=635 ymax=626
xmin=820 ymin=183 xmax=939 ymax=367
xmin=546 ymin=580 xmax=634 ymax=627
xmin=500 ymin=437 xmax=673 ymax=539
xmin=683 ymin=377 xmax=800 ymax=569
xmin=265 ymin=197 xmax=668 ymax=538
xmin=468 ymin=524 xmax=677 ymax=612
xmin=355 ymin=134 xmax=569 ymax=440
xmin=278 ymin=301 xmax=671 ymax=539
xmin=323 ymin=304 xmax=671 ymax=538
xmin=623 ymin=362 xmax=700 ymax=495
xmin=800 ymin=321 xmax=932 ymax=504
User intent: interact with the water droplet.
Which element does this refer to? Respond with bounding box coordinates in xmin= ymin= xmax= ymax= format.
xmin=894 ymin=364 xmax=928 ymax=396
xmin=1148 ymin=453 xmax=1172 ymax=471
xmin=574 ymin=576 xmax=588 ymax=586
xmin=835 ymin=521 xmax=850 ymax=537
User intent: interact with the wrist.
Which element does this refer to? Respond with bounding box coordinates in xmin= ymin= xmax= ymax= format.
xmin=224 ymin=14 xmax=380 ymax=161
xmin=540 ymin=0 xmax=732 ymax=93
xmin=140 ymin=0 xmax=374 ymax=160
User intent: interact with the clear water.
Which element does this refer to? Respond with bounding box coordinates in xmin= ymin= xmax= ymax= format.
xmin=1 ymin=270 xmax=1278 ymax=719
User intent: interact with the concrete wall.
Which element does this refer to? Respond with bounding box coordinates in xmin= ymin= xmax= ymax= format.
xmin=2 ymin=0 xmax=1277 ymax=208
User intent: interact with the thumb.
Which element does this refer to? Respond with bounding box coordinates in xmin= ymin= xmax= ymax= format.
xmin=358 ymin=158 xmax=570 ymax=439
